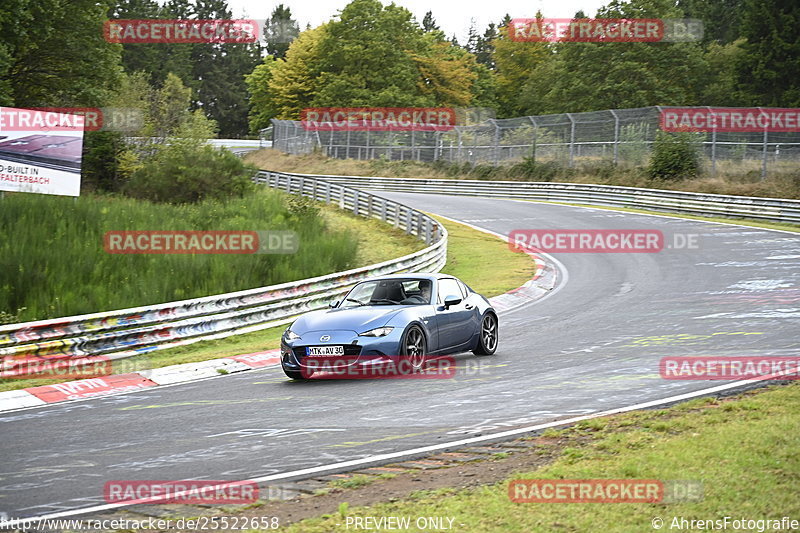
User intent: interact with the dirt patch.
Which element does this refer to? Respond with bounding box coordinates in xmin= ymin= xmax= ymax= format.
xmin=233 ymin=438 xmax=567 ymax=527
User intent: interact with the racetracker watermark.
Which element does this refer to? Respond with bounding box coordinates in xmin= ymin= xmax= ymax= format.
xmin=660 ymin=107 xmax=800 ymax=133
xmin=509 ymin=479 xmax=703 ymax=503
xmin=103 ymin=230 xmax=298 ymax=254
xmin=510 ymin=229 xmax=657 ymax=253
xmin=509 ymin=18 xmax=703 ymax=42
xmin=300 ymin=107 xmax=456 ymax=131
xmin=104 ymin=19 xmax=259 ymax=43
xmin=660 ymin=357 xmax=800 ymax=380
xmin=0 ymin=107 xmax=144 ymax=132
xmin=0 ymin=356 xmax=149 ymax=380
xmin=104 ymin=480 xmax=259 ymax=504
xmin=300 ymin=355 xmax=457 ymax=379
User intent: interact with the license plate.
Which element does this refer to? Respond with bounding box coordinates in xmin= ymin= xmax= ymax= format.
xmin=306 ymin=345 xmax=345 ymax=357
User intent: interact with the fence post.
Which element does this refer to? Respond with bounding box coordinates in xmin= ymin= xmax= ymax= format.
xmin=758 ymin=108 xmax=768 ymax=180
xmin=609 ymin=109 xmax=619 ymax=165
xmin=457 ymin=128 xmax=463 ymax=163
xmin=346 ymin=128 xmax=351 ymax=159
xmin=492 ymin=120 xmax=500 ymax=164
xmin=473 ymin=128 xmax=479 ymax=165
xmin=528 ymin=116 xmax=538 ymax=162
xmin=566 ymin=113 xmax=575 ymax=167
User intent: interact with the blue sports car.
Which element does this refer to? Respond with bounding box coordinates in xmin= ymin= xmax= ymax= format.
xmin=280 ymin=273 xmax=498 ymax=380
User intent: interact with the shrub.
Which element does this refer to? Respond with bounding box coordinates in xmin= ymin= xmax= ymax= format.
xmin=648 ymin=131 xmax=703 ymax=180
xmin=124 ymin=139 xmax=255 ymax=204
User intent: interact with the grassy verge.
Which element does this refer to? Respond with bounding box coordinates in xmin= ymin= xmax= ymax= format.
xmin=0 ymin=211 xmax=533 ymax=393
xmin=0 ymin=189 xmax=359 ymax=322
xmin=435 ymin=215 xmax=536 ymax=298
xmin=279 ymin=382 xmax=800 ymax=532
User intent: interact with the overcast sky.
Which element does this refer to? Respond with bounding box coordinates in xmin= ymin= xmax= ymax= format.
xmin=226 ymin=0 xmax=610 ymax=43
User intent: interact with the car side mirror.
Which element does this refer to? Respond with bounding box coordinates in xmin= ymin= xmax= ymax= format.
xmin=444 ymin=295 xmax=462 ymax=309
xmin=329 ymin=300 xmax=339 ymax=308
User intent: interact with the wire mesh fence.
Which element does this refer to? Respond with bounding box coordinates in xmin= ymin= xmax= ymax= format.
xmin=267 ymin=106 xmax=800 ymax=178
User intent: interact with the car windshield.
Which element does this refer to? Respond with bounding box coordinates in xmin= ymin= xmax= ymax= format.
xmin=341 ymin=279 xmax=432 ymax=307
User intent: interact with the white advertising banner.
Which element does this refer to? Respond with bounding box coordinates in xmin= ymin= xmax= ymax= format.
xmin=0 ymin=107 xmax=84 ymax=197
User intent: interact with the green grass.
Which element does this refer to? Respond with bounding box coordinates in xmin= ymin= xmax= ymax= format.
xmin=0 ymin=189 xmax=360 ymax=322
xmin=279 ymin=383 xmax=800 ymax=532
xmin=435 ymin=215 xmax=536 ymax=298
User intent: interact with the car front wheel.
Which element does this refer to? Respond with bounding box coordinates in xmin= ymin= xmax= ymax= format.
xmin=401 ymin=325 xmax=427 ymax=371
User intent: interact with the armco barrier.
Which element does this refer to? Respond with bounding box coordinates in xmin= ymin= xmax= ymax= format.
xmin=0 ymin=172 xmax=447 ymax=371
xmin=275 ymin=173 xmax=800 ymax=225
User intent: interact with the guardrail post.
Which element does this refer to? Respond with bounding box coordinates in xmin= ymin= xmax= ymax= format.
xmin=406 ymin=210 xmax=413 ymax=235
xmin=424 ymin=218 xmax=432 ymax=244
xmin=353 ymin=190 xmax=360 ymax=216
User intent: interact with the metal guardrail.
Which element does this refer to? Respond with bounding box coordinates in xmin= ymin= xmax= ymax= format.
xmin=280 ymin=173 xmax=800 ymax=225
xmin=0 ymin=172 xmax=447 ymax=370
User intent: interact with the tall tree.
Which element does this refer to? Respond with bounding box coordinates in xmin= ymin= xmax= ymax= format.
xmin=0 ymin=0 xmax=122 ymax=107
xmin=422 ymin=11 xmax=440 ymax=32
xmin=475 ymin=23 xmax=498 ymax=69
xmin=735 ymin=0 xmax=800 ymax=106
xmin=245 ymin=57 xmax=278 ymax=132
xmin=311 ymin=0 xmax=431 ymax=107
xmin=264 ymin=4 xmax=300 ymax=59
xmin=493 ymin=11 xmax=551 ymax=117
xmin=247 ymin=0 xmax=494 ymax=123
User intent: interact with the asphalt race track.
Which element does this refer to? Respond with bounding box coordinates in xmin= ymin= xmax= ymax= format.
xmin=1 ymin=193 xmax=798 ymax=519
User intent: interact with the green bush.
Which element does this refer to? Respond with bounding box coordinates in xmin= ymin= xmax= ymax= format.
xmin=124 ymin=139 xmax=255 ymax=204
xmin=81 ymin=131 xmax=127 ymax=194
xmin=648 ymin=131 xmax=703 ymax=180
xmin=509 ymin=157 xmax=563 ymax=181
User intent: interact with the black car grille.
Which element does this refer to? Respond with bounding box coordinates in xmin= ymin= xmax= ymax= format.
xmin=293 ymin=345 xmax=362 ymax=358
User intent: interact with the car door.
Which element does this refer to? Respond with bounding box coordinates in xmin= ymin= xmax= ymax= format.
xmin=435 ymin=278 xmax=477 ymax=350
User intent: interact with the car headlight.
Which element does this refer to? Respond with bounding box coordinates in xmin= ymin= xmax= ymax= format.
xmin=359 ymin=326 xmax=394 ymax=337
xmin=284 ymin=327 xmax=301 ymax=341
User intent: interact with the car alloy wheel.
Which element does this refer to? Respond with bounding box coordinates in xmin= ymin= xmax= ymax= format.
xmin=402 ymin=325 xmax=426 ymax=370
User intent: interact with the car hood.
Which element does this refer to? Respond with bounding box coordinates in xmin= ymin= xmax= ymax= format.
xmin=291 ymin=306 xmax=404 ymax=334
